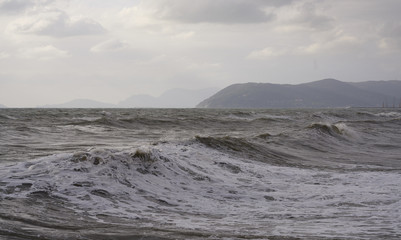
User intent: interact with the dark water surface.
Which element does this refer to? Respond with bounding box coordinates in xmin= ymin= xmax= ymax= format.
xmin=0 ymin=108 xmax=400 ymax=239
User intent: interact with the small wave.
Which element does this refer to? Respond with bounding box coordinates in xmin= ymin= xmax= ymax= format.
xmin=195 ymin=135 xmax=256 ymax=152
xmin=228 ymin=113 xmax=291 ymax=123
xmin=357 ymin=111 xmax=376 ymax=117
xmin=308 ymin=122 xmax=356 ymax=138
xmin=376 ymin=112 xmax=401 ymax=118
xmin=312 ymin=111 xmax=350 ymax=120
xmin=119 ymin=117 xmax=176 ymax=126
xmin=256 ymin=132 xmax=272 ymax=139
xmin=259 ymin=114 xmax=292 ymax=120
xmin=195 ymin=135 xmax=303 ymax=167
xmin=0 ymin=114 xmax=17 ymax=120
xmin=68 ymin=116 xmax=134 ymax=129
xmin=100 ymin=110 xmax=112 ymax=116
xmin=228 ymin=110 xmax=256 ymax=118
xmin=68 ymin=115 xmax=180 ymax=130
xmin=250 ymin=117 xmax=282 ymax=123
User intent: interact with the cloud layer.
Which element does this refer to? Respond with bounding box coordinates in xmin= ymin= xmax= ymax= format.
xmin=19 ymin=45 xmax=69 ymax=60
xmin=0 ymin=0 xmax=34 ymax=13
xmin=90 ymin=39 xmax=130 ymax=53
xmin=142 ymin=0 xmax=278 ymax=24
xmin=8 ymin=8 xmax=105 ymax=37
xmin=1 ymin=0 xmax=401 ymax=107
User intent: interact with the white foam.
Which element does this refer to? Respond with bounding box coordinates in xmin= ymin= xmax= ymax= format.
xmin=0 ymin=144 xmax=400 ymax=238
xmin=376 ymin=112 xmax=401 ymax=118
xmin=333 ymin=122 xmax=360 ymax=139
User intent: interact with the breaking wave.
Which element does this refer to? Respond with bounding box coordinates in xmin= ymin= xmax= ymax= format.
xmin=307 ymin=122 xmax=357 ymax=138
xmin=1 ymin=141 xmax=400 ymax=239
xmin=194 ymin=135 xmax=303 ymax=167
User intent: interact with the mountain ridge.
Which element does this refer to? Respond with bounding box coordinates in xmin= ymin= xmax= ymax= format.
xmin=40 ymin=99 xmax=116 ymax=108
xmin=39 ymin=88 xmax=218 ymax=108
xmin=119 ymin=88 xmax=218 ymax=108
xmin=197 ymin=79 xmax=401 ymax=108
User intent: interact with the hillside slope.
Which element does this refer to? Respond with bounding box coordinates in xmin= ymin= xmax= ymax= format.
xmin=119 ymin=88 xmax=218 ymax=108
xmin=197 ymin=79 xmax=399 ymax=108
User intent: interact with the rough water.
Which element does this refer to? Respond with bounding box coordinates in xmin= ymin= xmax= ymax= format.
xmin=0 ymin=108 xmax=400 ymax=240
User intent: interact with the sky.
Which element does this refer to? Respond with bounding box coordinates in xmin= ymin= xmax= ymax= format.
xmin=1 ymin=0 xmax=401 ymax=107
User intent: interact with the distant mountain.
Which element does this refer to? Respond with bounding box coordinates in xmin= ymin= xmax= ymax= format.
xmin=118 ymin=94 xmax=159 ymax=108
xmin=350 ymin=80 xmax=401 ymax=100
xmin=40 ymin=99 xmax=116 ymax=108
xmin=118 ymin=88 xmax=219 ymax=108
xmin=38 ymin=88 xmax=219 ymax=108
xmin=197 ymin=79 xmax=401 ymax=108
xmin=0 ymin=104 xmax=6 ymax=108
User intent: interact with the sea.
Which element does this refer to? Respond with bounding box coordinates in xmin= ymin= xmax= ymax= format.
xmin=0 ymin=108 xmax=400 ymax=240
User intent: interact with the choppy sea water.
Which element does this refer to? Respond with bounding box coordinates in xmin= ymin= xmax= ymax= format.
xmin=0 ymin=108 xmax=400 ymax=240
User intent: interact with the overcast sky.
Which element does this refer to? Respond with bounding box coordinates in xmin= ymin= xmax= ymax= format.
xmin=1 ymin=0 xmax=401 ymax=107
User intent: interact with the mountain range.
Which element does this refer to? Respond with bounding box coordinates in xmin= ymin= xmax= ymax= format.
xmin=5 ymin=80 xmax=401 ymax=109
xmin=40 ymin=99 xmax=116 ymax=108
xmin=118 ymin=88 xmax=218 ymax=108
xmin=197 ymin=79 xmax=401 ymax=108
xmin=39 ymin=88 xmax=218 ymax=108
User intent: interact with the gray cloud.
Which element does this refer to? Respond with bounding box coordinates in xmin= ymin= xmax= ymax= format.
xmin=285 ymin=2 xmax=334 ymax=31
xmin=298 ymin=3 xmax=334 ymax=31
xmin=0 ymin=51 xmax=9 ymax=59
xmin=18 ymin=45 xmax=69 ymax=60
xmin=9 ymin=9 xmax=105 ymax=37
xmin=379 ymin=22 xmax=401 ymax=51
xmin=143 ymin=0 xmax=294 ymax=24
xmin=380 ymin=22 xmax=401 ymax=38
xmin=0 ymin=0 xmax=34 ymax=13
xmin=0 ymin=0 xmax=53 ymax=14
xmin=90 ymin=39 xmax=130 ymax=53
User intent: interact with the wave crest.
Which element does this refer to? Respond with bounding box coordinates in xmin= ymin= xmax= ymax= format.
xmin=308 ymin=122 xmax=355 ymax=138
xmin=195 ymin=135 xmax=303 ymax=167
